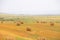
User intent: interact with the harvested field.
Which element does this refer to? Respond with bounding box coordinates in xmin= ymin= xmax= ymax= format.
xmin=0 ymin=14 xmax=60 ymax=40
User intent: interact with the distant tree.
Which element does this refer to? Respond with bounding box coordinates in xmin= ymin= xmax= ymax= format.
xmin=10 ymin=19 xmax=14 ymax=21
xmin=0 ymin=17 xmax=4 ymax=21
xmin=0 ymin=17 xmax=4 ymax=23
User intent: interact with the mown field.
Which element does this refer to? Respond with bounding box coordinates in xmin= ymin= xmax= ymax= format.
xmin=0 ymin=14 xmax=60 ymax=40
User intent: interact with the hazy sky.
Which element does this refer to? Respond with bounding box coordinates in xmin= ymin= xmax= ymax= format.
xmin=0 ymin=0 xmax=60 ymax=15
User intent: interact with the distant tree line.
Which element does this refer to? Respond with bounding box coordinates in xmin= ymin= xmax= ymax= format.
xmin=0 ymin=17 xmax=20 ymax=21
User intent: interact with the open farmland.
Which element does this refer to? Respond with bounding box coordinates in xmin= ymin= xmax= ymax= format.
xmin=0 ymin=14 xmax=60 ymax=40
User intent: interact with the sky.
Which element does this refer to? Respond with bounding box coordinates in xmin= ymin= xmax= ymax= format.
xmin=0 ymin=0 xmax=60 ymax=15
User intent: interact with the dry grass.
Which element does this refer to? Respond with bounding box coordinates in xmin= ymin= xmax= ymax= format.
xmin=0 ymin=16 xmax=60 ymax=40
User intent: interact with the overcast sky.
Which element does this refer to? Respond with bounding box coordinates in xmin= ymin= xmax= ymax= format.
xmin=0 ymin=0 xmax=60 ymax=15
